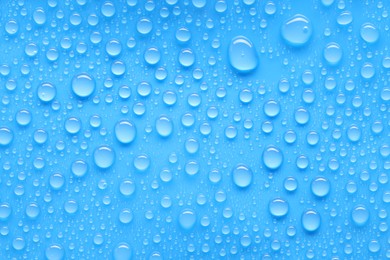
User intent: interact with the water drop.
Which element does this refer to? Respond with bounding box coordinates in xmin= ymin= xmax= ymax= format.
xmin=50 ymin=173 xmax=65 ymax=190
xmin=263 ymin=146 xmax=283 ymax=170
xmin=115 ymin=120 xmax=136 ymax=144
xmin=302 ymin=210 xmax=321 ymax=232
xmin=16 ymin=109 xmax=32 ymax=126
xmin=269 ymin=198 xmax=289 ymax=217
xmin=179 ymin=48 xmax=195 ymax=67
xmin=281 ymin=14 xmax=312 ymax=47
xmin=93 ymin=146 xmax=115 ymax=169
xmin=144 ymin=47 xmax=161 ymax=65
xmin=179 ymin=209 xmax=196 ymax=230
xmin=0 ymin=127 xmax=13 ymax=146
xmin=311 ymin=177 xmax=330 ymax=197
xmin=228 ymin=36 xmax=258 ymax=73
xmin=71 ymin=73 xmax=95 ymax=98
xmin=134 ymin=154 xmax=150 ymax=172
xmin=156 ymin=116 xmax=173 ymax=137
xmin=232 ymin=164 xmax=252 ymax=188
xmin=38 ymin=82 xmax=56 ymax=102
xmin=45 ymin=244 xmax=64 ymax=260
xmin=360 ymin=23 xmax=379 ymax=43
xmin=0 ymin=203 xmax=11 ymax=220
xmin=351 ymin=205 xmax=369 ymax=226
xmin=323 ymin=42 xmax=342 ymax=65
xmin=113 ymin=242 xmax=132 ymax=260
xmin=106 ymin=39 xmax=122 ymax=57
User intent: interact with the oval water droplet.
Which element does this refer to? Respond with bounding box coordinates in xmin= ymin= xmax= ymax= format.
xmin=179 ymin=209 xmax=196 ymax=230
xmin=228 ymin=36 xmax=258 ymax=73
xmin=351 ymin=205 xmax=369 ymax=226
xmin=302 ymin=210 xmax=321 ymax=232
xmin=281 ymin=14 xmax=312 ymax=47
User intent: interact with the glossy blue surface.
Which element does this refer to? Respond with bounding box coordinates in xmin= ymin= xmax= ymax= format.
xmin=0 ymin=0 xmax=389 ymax=259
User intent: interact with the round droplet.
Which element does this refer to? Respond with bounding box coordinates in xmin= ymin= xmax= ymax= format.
xmin=115 ymin=120 xmax=136 ymax=144
xmin=232 ymin=164 xmax=253 ymax=188
xmin=13 ymin=237 xmax=25 ymax=251
xmin=323 ymin=42 xmax=342 ymax=65
xmin=284 ymin=177 xmax=298 ymax=192
xmin=179 ymin=48 xmax=195 ymax=67
xmin=263 ymin=146 xmax=283 ymax=170
xmin=0 ymin=203 xmax=11 ymax=220
xmin=45 ymin=244 xmax=64 ymax=260
xmin=120 ymin=179 xmax=135 ymax=196
xmin=239 ymin=88 xmax=253 ymax=104
xmin=337 ymin=11 xmax=353 ymax=26
xmin=16 ymin=109 xmax=32 ymax=126
xmin=0 ymin=127 xmax=13 ymax=146
xmin=71 ymin=73 xmax=95 ymax=98
xmin=360 ymin=23 xmax=379 ymax=43
xmin=311 ymin=177 xmax=330 ymax=197
xmin=269 ymin=198 xmax=289 ymax=217
xmin=106 ymin=39 xmax=122 ymax=57
xmin=176 ymin=27 xmax=191 ymax=43
xmin=113 ymin=243 xmax=132 ymax=260
xmin=111 ymin=60 xmax=126 ymax=76
xmin=137 ymin=81 xmax=152 ymax=97
xmin=38 ymin=82 xmax=56 ymax=102
xmin=26 ymin=202 xmax=40 ymax=219
xmin=64 ymin=200 xmax=78 ymax=214
xmin=101 ymin=1 xmax=116 ymax=18
xmin=361 ymin=62 xmax=375 ymax=79
xmin=281 ymin=14 xmax=312 ymax=47
xmin=5 ymin=19 xmax=18 ymax=35
xmin=144 ymin=47 xmax=160 ymax=65
xmin=264 ymin=100 xmax=280 ymax=117
xmin=179 ymin=209 xmax=196 ymax=230
xmin=137 ymin=18 xmax=152 ymax=35
xmin=351 ymin=205 xmax=369 ymax=226
xmin=302 ymin=210 xmax=321 ymax=232
xmin=185 ymin=138 xmax=199 ymax=154
xmin=347 ymin=125 xmax=361 ymax=142
xmin=50 ymin=173 xmax=65 ymax=190
xmin=93 ymin=146 xmax=115 ymax=169
xmin=156 ymin=116 xmax=173 ymax=137
xmin=295 ymin=107 xmax=310 ymax=125
xmin=119 ymin=209 xmax=133 ymax=224
xmin=65 ymin=117 xmax=81 ymax=134
xmin=228 ymin=36 xmax=258 ymax=73
xmin=134 ymin=154 xmax=150 ymax=172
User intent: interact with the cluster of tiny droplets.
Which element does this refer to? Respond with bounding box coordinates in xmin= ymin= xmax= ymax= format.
xmin=0 ymin=0 xmax=389 ymax=259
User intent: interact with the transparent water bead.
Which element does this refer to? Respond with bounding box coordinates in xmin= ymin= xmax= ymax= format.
xmin=228 ymin=36 xmax=258 ymax=73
